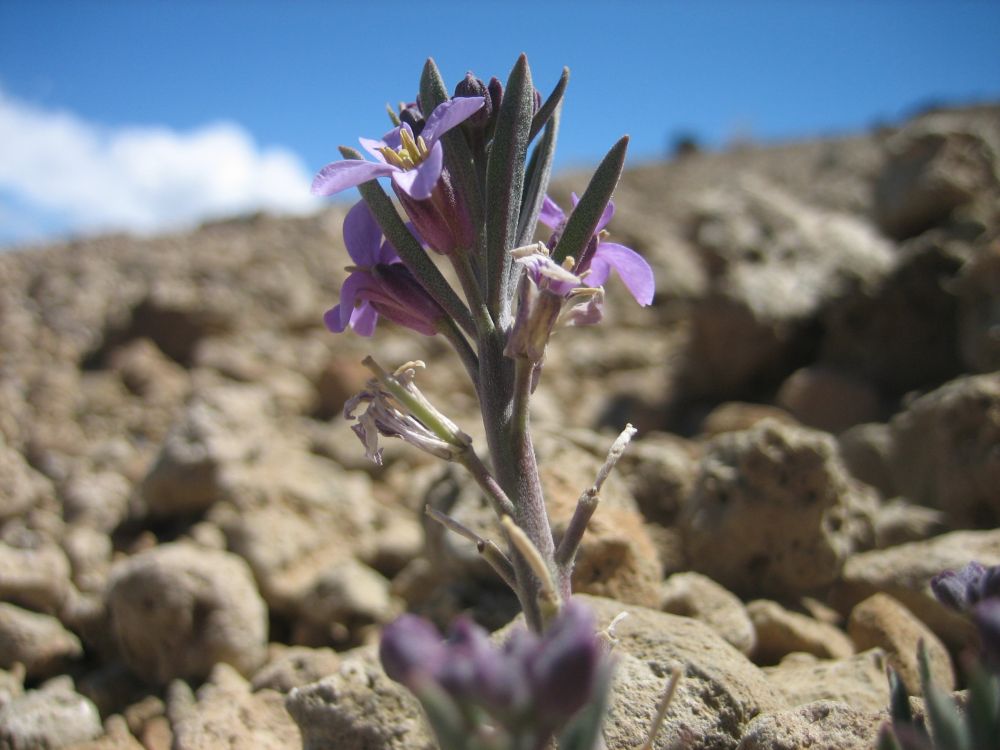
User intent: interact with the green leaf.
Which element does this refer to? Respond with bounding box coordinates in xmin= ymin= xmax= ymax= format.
xmin=485 ymin=53 xmax=534 ymax=320
xmin=338 ymin=146 xmax=475 ymax=337
xmin=528 ymin=66 xmax=569 ymax=144
xmin=877 ymin=726 xmax=904 ymax=750
xmin=965 ymin=662 xmax=1000 ymax=750
xmin=918 ymin=643 xmax=971 ymax=750
xmin=551 ymin=135 xmax=630 ymax=267
xmin=413 ymin=682 xmax=472 ymax=750
xmin=517 ymin=101 xmax=561 ymax=248
xmin=888 ymin=666 xmax=913 ymax=725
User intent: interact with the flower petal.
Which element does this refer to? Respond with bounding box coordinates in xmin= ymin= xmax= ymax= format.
xmin=421 ymin=96 xmax=485 ymax=145
xmin=312 ymin=159 xmax=396 ymax=196
xmin=538 ymin=195 xmax=566 ymax=229
xmin=336 ymin=271 xmax=367 ymax=328
xmin=589 ymin=242 xmax=654 ymax=305
xmin=343 ymin=200 xmax=383 ymax=265
xmin=350 ymin=302 xmax=379 ymax=336
xmin=392 ymin=141 xmax=443 ymax=201
xmin=360 ymin=136 xmax=391 ymax=163
xmin=323 ymin=304 xmax=348 ymax=333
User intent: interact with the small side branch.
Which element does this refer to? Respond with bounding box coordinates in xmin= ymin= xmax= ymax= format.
xmin=425 ymin=506 xmax=516 ymax=591
xmin=555 ymin=424 xmax=637 ymax=568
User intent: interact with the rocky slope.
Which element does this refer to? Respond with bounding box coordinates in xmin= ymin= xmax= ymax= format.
xmin=0 ymin=103 xmax=998 ymax=749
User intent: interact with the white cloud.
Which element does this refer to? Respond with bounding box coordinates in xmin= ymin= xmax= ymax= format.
xmin=0 ymin=88 xmax=321 ymax=246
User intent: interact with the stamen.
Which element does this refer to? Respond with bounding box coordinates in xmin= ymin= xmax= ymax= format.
xmin=399 ymin=127 xmax=422 ymax=163
xmin=379 ymin=147 xmax=406 ymax=169
xmin=416 ymin=135 xmax=428 ymax=155
xmin=561 ymin=256 xmax=576 ymax=271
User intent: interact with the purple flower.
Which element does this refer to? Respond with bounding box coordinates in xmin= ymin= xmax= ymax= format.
xmin=931 ymin=561 xmax=1000 ymax=613
xmin=378 ymin=600 xmax=608 ymax=737
xmin=539 ymin=194 xmax=655 ymax=306
xmin=324 ymin=201 xmax=444 ymax=337
xmin=312 ymin=96 xmax=485 ymax=201
xmin=379 ymin=614 xmax=447 ymax=686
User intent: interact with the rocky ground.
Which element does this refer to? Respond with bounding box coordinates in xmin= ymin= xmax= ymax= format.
xmin=0 ymin=103 xmax=998 ymax=749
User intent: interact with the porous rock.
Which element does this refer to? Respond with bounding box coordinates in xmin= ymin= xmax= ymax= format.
xmin=0 ymin=677 xmax=102 ymax=749
xmin=251 ymin=645 xmax=341 ymax=694
xmin=285 ymin=645 xmax=436 ymax=750
xmin=106 ymin=542 xmax=268 ymax=684
xmin=578 ymin=595 xmax=787 ymax=749
xmin=955 ymin=243 xmax=1000 ymax=372
xmin=60 ymin=714 xmax=144 ymax=750
xmin=775 ymin=366 xmax=883 ymax=434
xmin=682 ymin=419 xmax=879 ymax=597
xmin=736 ymin=700 xmax=884 ymax=750
xmin=819 ymin=237 xmax=967 ymax=394
xmin=617 ymin=431 xmax=700 ymax=526
xmin=661 ymin=572 xmax=756 ymax=654
xmin=763 ymin=649 xmax=890 ymax=712
xmin=167 ymin=663 xmax=301 ymax=750
xmin=747 ymin=599 xmax=855 ymax=665
xmin=0 ymin=536 xmax=71 ymax=614
xmin=0 ymin=603 xmax=82 ymax=680
xmin=874 ymin=116 xmax=999 ymax=239
xmin=683 ymin=174 xmax=895 ymax=398
xmin=848 ymin=593 xmax=953 ymax=695
xmin=210 ymin=446 xmax=376 ymax=615
xmin=0 ymin=434 xmax=53 ymax=522
xmin=294 ymin=559 xmax=397 ymax=647
xmin=831 ymin=528 xmax=1000 ymax=649
xmin=138 ymin=383 xmax=275 ymax=518
xmin=887 ymin=372 xmax=1000 ymax=528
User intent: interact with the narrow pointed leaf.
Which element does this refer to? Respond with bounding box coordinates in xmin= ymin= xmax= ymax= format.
xmin=517 ymin=102 xmax=561 ymax=248
xmin=888 ymin=667 xmax=913 ymax=725
xmin=338 ymin=146 xmax=475 ymax=337
xmin=552 ymin=135 xmax=630 ymax=266
xmin=528 ymin=66 xmax=569 ymax=144
xmin=918 ymin=644 xmax=971 ymax=750
xmin=962 ymin=661 xmax=1000 ymax=750
xmin=420 ymin=58 xmax=485 ymax=253
xmin=876 ymin=727 xmax=904 ymax=750
xmin=485 ymin=53 xmax=533 ymax=320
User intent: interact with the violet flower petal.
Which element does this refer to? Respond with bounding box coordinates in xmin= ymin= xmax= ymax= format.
xmin=312 ymin=159 xmax=397 ymax=196
xmin=359 ymin=136 xmax=392 ymax=163
xmin=323 ymin=304 xmax=348 ymax=333
xmin=421 ymin=96 xmax=486 ymax=144
xmin=588 ymin=242 xmax=654 ymax=305
xmin=538 ymin=195 xmax=567 ymax=229
xmin=343 ymin=200 xmax=383 ymax=265
xmin=350 ymin=301 xmax=379 ymax=337
xmin=569 ymin=193 xmax=615 ymax=232
xmin=333 ymin=272 xmax=368 ymax=330
xmin=380 ymin=615 xmax=446 ymax=686
xmin=392 ymin=141 xmax=444 ymax=201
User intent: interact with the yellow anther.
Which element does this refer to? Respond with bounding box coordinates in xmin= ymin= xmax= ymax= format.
xmin=379 ymin=147 xmax=405 ymax=169
xmin=417 ymin=135 xmax=428 ymax=154
xmin=562 ymin=256 xmax=576 ymax=271
xmin=399 ymin=127 xmax=422 ymax=163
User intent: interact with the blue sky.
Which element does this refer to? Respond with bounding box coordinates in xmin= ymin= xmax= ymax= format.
xmin=2 ymin=0 xmax=999 ymax=247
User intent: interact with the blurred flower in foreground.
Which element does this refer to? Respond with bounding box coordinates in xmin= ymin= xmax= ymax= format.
xmin=380 ymin=600 xmax=611 ymax=750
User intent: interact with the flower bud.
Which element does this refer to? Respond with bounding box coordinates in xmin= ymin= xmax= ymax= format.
xmin=529 ymin=601 xmax=601 ymax=725
xmin=932 ymin=562 xmax=988 ymax=612
xmin=454 ymin=73 xmax=492 ymax=129
xmin=488 ymin=77 xmax=503 ymax=118
xmin=380 ymin=615 xmax=446 ymax=687
xmin=399 ymin=103 xmax=425 ymax=138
